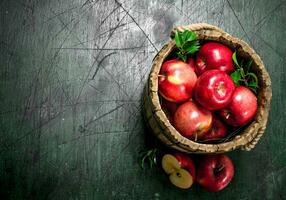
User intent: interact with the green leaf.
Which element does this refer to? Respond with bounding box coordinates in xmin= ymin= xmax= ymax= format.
xmin=181 ymin=30 xmax=198 ymax=42
xmin=248 ymin=77 xmax=258 ymax=94
xmin=247 ymin=72 xmax=258 ymax=84
xmin=180 ymin=55 xmax=187 ymax=62
xmin=239 ymin=68 xmax=246 ymax=77
xmin=231 ymin=70 xmax=241 ymax=85
xmin=173 ymin=30 xmax=200 ymax=62
xmin=248 ymin=81 xmax=258 ymax=88
xmin=139 ymin=148 xmax=159 ymax=170
xmin=240 ymin=60 xmax=245 ymax=68
xmin=232 ymin=51 xmax=239 ymax=67
xmin=140 ymin=155 xmax=146 ymax=169
xmin=148 ymin=156 xmax=153 ymax=168
xmin=230 ymin=52 xmax=259 ymax=94
xmin=181 ymin=30 xmax=189 ymax=41
xmin=175 ymin=31 xmax=182 ymax=47
xmin=177 ymin=52 xmax=187 ymax=62
xmin=246 ymin=60 xmax=253 ymax=72
xmin=184 ymin=41 xmax=200 ymax=54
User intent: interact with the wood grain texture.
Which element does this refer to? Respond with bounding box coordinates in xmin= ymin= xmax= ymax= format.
xmin=0 ymin=0 xmax=285 ymax=199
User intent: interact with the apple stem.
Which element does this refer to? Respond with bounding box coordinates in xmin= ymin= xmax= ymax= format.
xmin=194 ymin=133 xmax=198 ymax=142
xmin=214 ymin=164 xmax=224 ymax=175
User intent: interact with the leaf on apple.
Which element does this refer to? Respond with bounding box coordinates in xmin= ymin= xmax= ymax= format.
xmin=231 ymin=52 xmax=259 ymax=94
xmin=176 ymin=52 xmax=187 ymax=63
xmin=230 ymin=71 xmax=241 ymax=85
xmin=184 ymin=41 xmax=200 ymax=54
xmin=174 ymin=30 xmax=200 ymax=62
xmin=232 ymin=51 xmax=239 ymax=67
xmin=246 ymin=60 xmax=253 ymax=72
xmin=175 ymin=31 xmax=183 ymax=48
xmin=182 ymin=30 xmax=197 ymax=42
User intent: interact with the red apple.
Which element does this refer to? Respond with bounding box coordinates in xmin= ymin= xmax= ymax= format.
xmin=187 ymin=57 xmax=196 ymax=72
xmin=194 ymin=70 xmax=235 ymax=111
xmin=201 ymin=117 xmax=227 ymax=142
xmin=174 ymin=101 xmax=212 ymax=140
xmin=173 ymin=153 xmax=196 ymax=180
xmin=219 ymin=86 xmax=257 ymax=126
xmin=158 ymin=59 xmax=197 ymax=103
xmin=195 ymin=42 xmax=235 ymax=75
xmin=161 ymin=99 xmax=179 ymax=123
xmin=197 ymin=155 xmax=234 ymax=192
xmin=161 ymin=99 xmax=179 ymax=115
xmin=162 ymin=153 xmax=196 ymax=189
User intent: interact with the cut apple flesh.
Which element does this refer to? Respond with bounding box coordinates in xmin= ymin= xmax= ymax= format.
xmin=169 ymin=168 xmax=193 ymax=189
xmin=162 ymin=154 xmax=181 ymax=174
xmin=162 ymin=154 xmax=194 ymax=189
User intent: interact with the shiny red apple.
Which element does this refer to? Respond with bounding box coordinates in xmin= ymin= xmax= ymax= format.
xmin=201 ymin=117 xmax=227 ymax=142
xmin=161 ymin=99 xmax=179 ymax=123
xmin=197 ymin=154 xmax=234 ymax=192
xmin=162 ymin=153 xmax=196 ymax=189
xmin=219 ymin=86 xmax=257 ymax=126
xmin=173 ymin=153 xmax=196 ymax=180
xmin=174 ymin=101 xmax=212 ymax=140
xmin=187 ymin=57 xmax=196 ymax=72
xmin=194 ymin=70 xmax=235 ymax=111
xmin=195 ymin=42 xmax=235 ymax=75
xmin=158 ymin=59 xmax=197 ymax=103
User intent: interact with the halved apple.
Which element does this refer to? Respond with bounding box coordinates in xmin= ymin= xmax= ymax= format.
xmin=162 ymin=154 xmax=181 ymax=174
xmin=162 ymin=154 xmax=194 ymax=189
xmin=169 ymin=168 xmax=193 ymax=189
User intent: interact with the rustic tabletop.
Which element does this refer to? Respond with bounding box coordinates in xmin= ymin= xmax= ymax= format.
xmin=0 ymin=0 xmax=285 ymax=199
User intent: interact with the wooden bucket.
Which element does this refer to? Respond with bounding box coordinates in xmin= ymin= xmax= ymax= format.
xmin=142 ymin=23 xmax=272 ymax=154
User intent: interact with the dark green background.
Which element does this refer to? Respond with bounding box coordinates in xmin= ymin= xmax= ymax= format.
xmin=0 ymin=0 xmax=285 ymax=199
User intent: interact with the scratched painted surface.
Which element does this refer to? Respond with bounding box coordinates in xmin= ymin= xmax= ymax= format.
xmin=0 ymin=0 xmax=285 ymax=199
